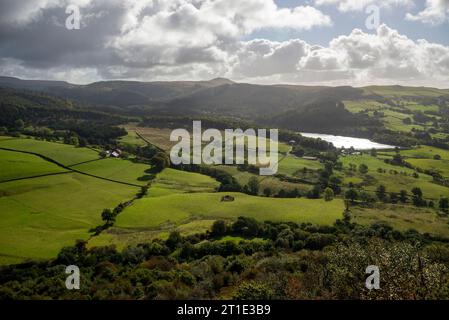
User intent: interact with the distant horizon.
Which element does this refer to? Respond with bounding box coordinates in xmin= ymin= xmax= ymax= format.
xmin=2 ymin=75 xmax=449 ymax=90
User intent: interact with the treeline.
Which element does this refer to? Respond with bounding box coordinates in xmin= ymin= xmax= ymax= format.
xmin=1 ymin=217 xmax=449 ymax=300
xmin=0 ymin=88 xmax=129 ymax=145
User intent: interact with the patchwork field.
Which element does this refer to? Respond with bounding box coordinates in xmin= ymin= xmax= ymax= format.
xmin=352 ymin=204 xmax=449 ymax=238
xmin=89 ymin=192 xmax=344 ymax=249
xmin=117 ymin=192 xmax=344 ymax=229
xmin=149 ymin=168 xmax=220 ymax=197
xmin=340 ymin=154 xmax=449 ymax=198
xmin=216 ymin=165 xmax=313 ymax=194
xmin=0 ymin=173 xmax=137 ymax=265
xmin=0 ymin=149 xmax=68 ymax=182
xmin=71 ymin=158 xmax=152 ymax=186
xmin=277 ymin=154 xmax=323 ymax=176
xmin=0 ymin=137 xmax=100 ymax=166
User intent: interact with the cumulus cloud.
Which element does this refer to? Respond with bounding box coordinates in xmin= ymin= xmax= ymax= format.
xmin=0 ymin=1 xmax=448 ymax=87
xmin=232 ymin=24 xmax=449 ymax=87
xmin=406 ymin=0 xmax=449 ymax=25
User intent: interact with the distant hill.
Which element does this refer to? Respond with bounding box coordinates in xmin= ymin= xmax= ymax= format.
xmin=1 ymin=76 xmax=448 ymax=134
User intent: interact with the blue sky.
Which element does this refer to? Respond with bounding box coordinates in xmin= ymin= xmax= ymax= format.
xmin=245 ymin=0 xmax=449 ymax=46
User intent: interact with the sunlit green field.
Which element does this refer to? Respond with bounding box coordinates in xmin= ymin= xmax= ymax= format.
xmin=277 ymin=154 xmax=323 ymax=176
xmin=384 ymin=146 xmax=449 ymax=161
xmin=352 ymin=204 xmax=449 ymax=238
xmin=340 ymin=154 xmax=449 ymax=198
xmin=116 ymin=192 xmax=344 ymax=229
xmin=216 ymin=165 xmax=312 ymax=194
xmin=0 ymin=149 xmax=68 ymax=182
xmin=0 ymin=137 xmax=100 ymax=166
xmin=149 ymin=168 xmax=220 ymax=197
xmin=118 ymin=130 xmax=147 ymax=147
xmin=0 ymin=173 xmax=137 ymax=265
xmin=71 ymin=158 xmax=152 ymax=185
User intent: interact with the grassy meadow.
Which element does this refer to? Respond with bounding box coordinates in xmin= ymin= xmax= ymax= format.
xmin=0 ymin=137 xmax=100 ymax=166
xmin=71 ymin=158 xmax=152 ymax=186
xmin=0 ymin=173 xmax=137 ymax=264
xmin=0 ymin=149 xmax=68 ymax=182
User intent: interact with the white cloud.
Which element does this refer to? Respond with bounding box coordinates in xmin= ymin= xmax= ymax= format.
xmin=0 ymin=1 xmax=448 ymax=87
xmin=231 ymin=25 xmax=449 ymax=87
xmin=406 ymin=0 xmax=449 ymax=25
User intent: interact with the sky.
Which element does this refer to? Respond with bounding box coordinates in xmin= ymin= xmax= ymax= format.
xmin=0 ymin=0 xmax=448 ymax=87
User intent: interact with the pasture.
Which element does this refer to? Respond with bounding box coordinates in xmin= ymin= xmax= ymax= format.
xmin=149 ymin=168 xmax=220 ymax=197
xmin=352 ymin=204 xmax=449 ymax=238
xmin=0 ymin=137 xmax=100 ymax=166
xmin=71 ymin=158 xmax=152 ymax=186
xmin=0 ymin=173 xmax=137 ymax=264
xmin=340 ymin=154 xmax=449 ymax=198
xmin=0 ymin=149 xmax=68 ymax=182
xmin=115 ymin=192 xmax=344 ymax=230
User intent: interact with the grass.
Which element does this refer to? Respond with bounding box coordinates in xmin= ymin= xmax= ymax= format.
xmin=115 ymin=192 xmax=344 ymax=230
xmin=124 ymin=126 xmax=176 ymax=151
xmin=118 ymin=130 xmax=147 ymax=147
xmin=0 ymin=173 xmax=137 ymax=265
xmin=71 ymin=158 xmax=152 ymax=186
xmin=340 ymin=154 xmax=449 ymax=198
xmin=0 ymin=137 xmax=100 ymax=166
xmin=90 ymin=193 xmax=343 ymax=250
xmin=149 ymin=168 xmax=220 ymax=197
xmin=363 ymin=86 xmax=449 ymax=98
xmin=0 ymin=149 xmax=68 ymax=182
xmin=277 ymin=155 xmax=323 ymax=176
xmin=384 ymin=146 xmax=449 ymax=161
xmin=352 ymin=204 xmax=449 ymax=238
xmin=343 ymin=99 xmax=388 ymax=113
xmin=407 ymin=159 xmax=449 ymax=178
xmin=88 ymin=219 xmax=216 ymax=250
xmin=216 ymin=165 xmax=312 ymax=194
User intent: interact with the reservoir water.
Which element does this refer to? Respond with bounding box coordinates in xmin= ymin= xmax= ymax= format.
xmin=300 ymin=132 xmax=396 ymax=150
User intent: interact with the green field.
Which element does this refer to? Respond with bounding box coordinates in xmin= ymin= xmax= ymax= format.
xmin=0 ymin=137 xmax=100 ymax=166
xmin=0 ymin=173 xmax=137 ymax=264
xmin=216 ymin=165 xmax=312 ymax=194
xmin=353 ymin=204 xmax=449 ymax=238
xmin=71 ymin=158 xmax=152 ymax=186
xmin=88 ymin=193 xmax=344 ymax=249
xmin=149 ymin=168 xmax=220 ymax=197
xmin=277 ymin=154 xmax=323 ymax=176
xmin=384 ymin=145 xmax=449 ymax=161
xmin=407 ymin=158 xmax=449 ymax=178
xmin=118 ymin=130 xmax=147 ymax=147
xmin=340 ymin=154 xmax=449 ymax=198
xmin=0 ymin=149 xmax=68 ymax=181
xmin=116 ymin=192 xmax=344 ymax=229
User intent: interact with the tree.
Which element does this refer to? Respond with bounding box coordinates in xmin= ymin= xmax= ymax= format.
xmin=263 ymin=187 xmax=272 ymax=197
xmin=359 ymin=164 xmax=369 ymax=174
xmin=324 ymin=187 xmax=334 ymax=201
xmin=370 ymin=148 xmax=377 ymax=157
xmin=14 ymin=119 xmax=24 ymax=131
xmin=376 ymin=185 xmax=387 ymax=201
xmin=439 ymin=197 xmax=449 ymax=213
xmin=151 ymin=152 xmax=170 ymax=172
xmin=101 ymin=209 xmax=115 ymax=224
xmin=434 ymin=154 xmax=441 ymax=160
xmin=166 ymin=231 xmax=182 ymax=250
xmin=247 ymin=177 xmax=260 ymax=195
xmin=345 ymin=188 xmax=358 ymax=203
xmin=399 ymin=190 xmax=408 ymax=203
xmin=211 ymin=220 xmax=227 ymax=237
xmin=412 ymin=187 xmax=424 ymax=206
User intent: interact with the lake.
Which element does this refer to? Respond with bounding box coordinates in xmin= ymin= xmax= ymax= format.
xmin=300 ymin=132 xmax=396 ymax=150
